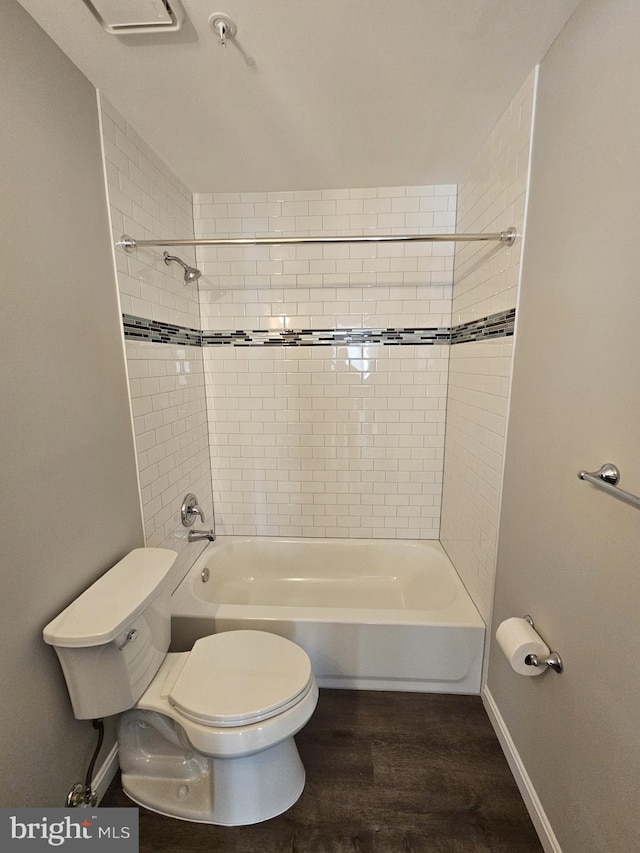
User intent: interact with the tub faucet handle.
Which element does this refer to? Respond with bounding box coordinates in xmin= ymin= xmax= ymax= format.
xmin=193 ymin=504 xmax=205 ymax=522
xmin=181 ymin=493 xmax=205 ymax=527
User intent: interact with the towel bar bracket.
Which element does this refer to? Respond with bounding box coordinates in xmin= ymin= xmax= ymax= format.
xmin=579 ymin=463 xmax=620 ymax=486
xmin=578 ymin=463 xmax=640 ymax=511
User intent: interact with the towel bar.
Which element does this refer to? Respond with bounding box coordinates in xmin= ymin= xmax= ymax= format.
xmin=578 ymin=463 xmax=640 ymax=511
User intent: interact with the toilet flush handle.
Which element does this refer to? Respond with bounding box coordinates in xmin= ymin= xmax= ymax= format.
xmin=116 ymin=628 xmax=138 ymax=650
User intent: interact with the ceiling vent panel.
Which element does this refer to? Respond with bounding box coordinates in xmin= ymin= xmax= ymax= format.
xmin=84 ymin=0 xmax=183 ymax=34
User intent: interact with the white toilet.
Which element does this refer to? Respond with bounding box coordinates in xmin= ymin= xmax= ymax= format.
xmin=43 ymin=548 xmax=318 ymax=825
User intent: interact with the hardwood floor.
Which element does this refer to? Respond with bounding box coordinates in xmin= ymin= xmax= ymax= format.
xmin=101 ymin=689 xmax=543 ymax=852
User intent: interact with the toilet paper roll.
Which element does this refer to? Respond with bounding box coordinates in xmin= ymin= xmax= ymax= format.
xmin=496 ymin=617 xmax=550 ymax=676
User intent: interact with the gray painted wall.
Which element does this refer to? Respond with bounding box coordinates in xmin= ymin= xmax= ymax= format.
xmin=488 ymin=0 xmax=640 ymax=850
xmin=0 ymin=1 xmax=143 ymax=806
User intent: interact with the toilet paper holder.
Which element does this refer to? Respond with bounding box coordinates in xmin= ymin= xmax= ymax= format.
xmin=523 ymin=616 xmax=563 ymax=673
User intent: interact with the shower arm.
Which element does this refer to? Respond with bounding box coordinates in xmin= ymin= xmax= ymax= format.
xmin=118 ymin=227 xmax=517 ymax=252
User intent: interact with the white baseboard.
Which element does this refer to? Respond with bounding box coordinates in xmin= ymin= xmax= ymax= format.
xmin=93 ymin=742 xmax=119 ymax=805
xmin=482 ymin=686 xmax=562 ymax=853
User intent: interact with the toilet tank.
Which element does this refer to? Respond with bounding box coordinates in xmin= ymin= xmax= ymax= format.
xmin=43 ymin=548 xmax=177 ymax=719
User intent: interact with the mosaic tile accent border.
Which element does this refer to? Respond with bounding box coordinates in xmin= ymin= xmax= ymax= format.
xmin=450 ymin=308 xmax=516 ymax=345
xmin=201 ymin=328 xmax=451 ymax=347
xmin=122 ymin=309 xmax=515 ymax=348
xmin=122 ymin=314 xmax=202 ymax=346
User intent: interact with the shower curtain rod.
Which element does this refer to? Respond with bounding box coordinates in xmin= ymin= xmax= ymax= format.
xmin=118 ymin=227 xmax=517 ymax=251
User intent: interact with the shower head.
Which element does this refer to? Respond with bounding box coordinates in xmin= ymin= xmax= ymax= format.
xmin=163 ymin=251 xmax=202 ymax=284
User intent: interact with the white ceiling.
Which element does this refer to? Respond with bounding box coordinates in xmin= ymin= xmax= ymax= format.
xmin=17 ymin=0 xmax=580 ymax=193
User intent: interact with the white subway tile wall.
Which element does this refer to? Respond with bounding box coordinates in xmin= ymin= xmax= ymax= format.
xmin=125 ymin=340 xmax=213 ymax=579
xmin=451 ymin=73 xmax=534 ymax=327
xmin=440 ymin=70 xmax=537 ymax=621
xmin=441 ymin=340 xmax=514 ymax=617
xmin=100 ymin=95 xmax=213 ymax=574
xmin=205 ymin=344 xmax=448 ymax=538
xmin=195 ymin=185 xmax=456 ymax=538
xmin=194 ymin=185 xmax=456 ymax=332
xmin=101 ymin=96 xmax=200 ymax=329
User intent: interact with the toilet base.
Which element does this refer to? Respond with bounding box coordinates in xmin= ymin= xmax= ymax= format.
xmin=120 ymin=733 xmax=306 ymax=826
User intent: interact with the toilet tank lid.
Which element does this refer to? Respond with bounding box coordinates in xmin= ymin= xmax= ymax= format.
xmin=43 ymin=548 xmax=177 ymax=648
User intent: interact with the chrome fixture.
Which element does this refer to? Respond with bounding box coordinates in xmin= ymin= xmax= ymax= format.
xmin=209 ymin=13 xmax=237 ymax=47
xmin=181 ymin=493 xmax=205 ymax=527
xmin=180 ymin=493 xmax=216 ymax=542
xmin=578 ymin=463 xmax=640 ymax=511
xmin=523 ymin=616 xmax=563 ymax=674
xmin=66 ymin=781 xmax=97 ymax=808
xmin=118 ymin=227 xmax=518 ymax=251
xmin=188 ymin=528 xmax=216 ymax=542
xmin=524 ymin=651 xmax=563 ymax=674
xmin=163 ymin=251 xmax=202 ymax=284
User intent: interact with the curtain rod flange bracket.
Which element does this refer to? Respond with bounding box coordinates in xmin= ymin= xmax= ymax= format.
xmin=501 ymin=226 xmax=517 ymax=246
xmin=118 ymin=234 xmax=136 ymax=253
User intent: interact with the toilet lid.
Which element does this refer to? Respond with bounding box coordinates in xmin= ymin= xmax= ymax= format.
xmin=168 ymin=631 xmax=314 ymax=727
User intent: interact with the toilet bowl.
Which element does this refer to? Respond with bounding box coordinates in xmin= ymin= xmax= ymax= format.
xmin=43 ymin=548 xmax=318 ymax=825
xmin=119 ymin=631 xmax=319 ymax=824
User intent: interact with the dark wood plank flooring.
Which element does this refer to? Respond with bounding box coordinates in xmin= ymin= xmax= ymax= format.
xmin=101 ymin=689 xmax=542 ymax=852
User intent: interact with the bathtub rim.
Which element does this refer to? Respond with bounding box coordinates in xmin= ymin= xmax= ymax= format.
xmin=171 ymin=535 xmax=485 ymax=630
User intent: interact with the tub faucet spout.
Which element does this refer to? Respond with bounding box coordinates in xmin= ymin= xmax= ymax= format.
xmin=188 ymin=529 xmax=216 ymax=542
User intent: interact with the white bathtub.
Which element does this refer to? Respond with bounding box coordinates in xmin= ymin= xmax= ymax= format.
xmin=170 ymin=536 xmax=485 ymax=694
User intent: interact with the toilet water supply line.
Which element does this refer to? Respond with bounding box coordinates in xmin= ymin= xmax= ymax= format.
xmin=65 ymin=718 xmax=104 ymax=808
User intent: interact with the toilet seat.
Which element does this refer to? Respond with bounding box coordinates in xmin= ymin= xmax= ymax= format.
xmin=167 ymin=631 xmax=314 ymax=728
